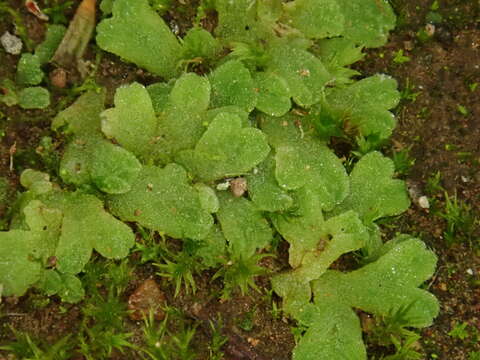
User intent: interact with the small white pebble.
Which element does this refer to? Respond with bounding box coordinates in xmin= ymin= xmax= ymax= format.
xmin=230 ymin=177 xmax=247 ymax=197
xmin=466 ymin=268 xmax=474 ymax=276
xmin=425 ymin=24 xmax=436 ymax=37
xmin=1 ymin=31 xmax=22 ymax=55
xmin=216 ymin=181 xmax=230 ymax=191
xmin=461 ymin=176 xmax=469 ymax=183
xmin=418 ymin=196 xmax=430 ymax=209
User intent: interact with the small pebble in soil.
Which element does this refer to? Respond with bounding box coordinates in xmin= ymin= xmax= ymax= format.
xmin=466 ymin=268 xmax=474 ymax=276
xmin=425 ymin=24 xmax=436 ymax=37
xmin=50 ymin=68 xmax=68 ymax=88
xmin=404 ymin=40 xmax=414 ymax=51
xmin=128 ymin=278 xmax=166 ymax=321
xmin=230 ymin=177 xmax=247 ymax=197
xmin=1 ymin=31 xmax=22 ymax=55
xmin=418 ymin=195 xmax=430 ymax=209
xmin=247 ymin=337 xmax=260 ymax=346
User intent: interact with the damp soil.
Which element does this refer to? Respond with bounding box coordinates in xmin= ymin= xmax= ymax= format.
xmin=1 ymin=0 xmax=479 ymax=359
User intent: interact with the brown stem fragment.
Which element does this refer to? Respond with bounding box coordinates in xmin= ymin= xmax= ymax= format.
xmin=51 ymin=0 xmax=96 ymax=70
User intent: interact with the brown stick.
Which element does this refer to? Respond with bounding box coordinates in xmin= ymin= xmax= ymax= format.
xmin=51 ymin=0 xmax=96 ymax=69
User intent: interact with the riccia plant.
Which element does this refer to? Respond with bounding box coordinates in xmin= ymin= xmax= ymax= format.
xmin=0 ymin=0 xmax=439 ymax=358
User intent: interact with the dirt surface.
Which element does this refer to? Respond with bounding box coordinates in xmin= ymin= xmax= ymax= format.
xmin=1 ymin=0 xmax=480 ymax=359
xmin=356 ymin=1 xmax=480 ymax=358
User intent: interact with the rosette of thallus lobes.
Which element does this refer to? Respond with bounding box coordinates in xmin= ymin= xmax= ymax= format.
xmin=0 ymin=0 xmax=438 ymax=358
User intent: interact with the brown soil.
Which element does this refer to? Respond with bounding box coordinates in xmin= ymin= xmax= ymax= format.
xmin=357 ymin=1 xmax=480 ymax=358
xmin=1 ymin=0 xmax=479 ymax=359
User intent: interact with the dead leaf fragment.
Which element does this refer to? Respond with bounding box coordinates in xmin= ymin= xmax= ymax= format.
xmin=128 ymin=278 xmax=166 ymax=321
xmin=25 ymin=0 xmax=49 ymax=21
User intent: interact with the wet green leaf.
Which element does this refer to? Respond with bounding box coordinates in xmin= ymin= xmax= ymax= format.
xmin=195 ymin=183 xmax=219 ymax=213
xmin=283 ymin=0 xmax=344 ymax=39
xmin=39 ymin=270 xmax=84 ymax=303
xmin=18 ymin=87 xmax=50 ymax=109
xmin=101 ymin=82 xmax=157 ymax=159
xmin=182 ymin=27 xmax=221 ymax=61
xmin=246 ymin=155 xmax=293 ymax=212
xmin=325 ymin=75 xmax=400 ymax=139
xmin=217 ymin=192 xmax=272 ymax=259
xmin=293 ymin=302 xmax=366 ymax=360
xmin=315 ymin=38 xmax=364 ymax=85
xmin=35 ymin=24 xmax=67 ymax=64
xmin=153 ymin=73 xmax=211 ymax=163
xmin=90 ymin=141 xmax=142 ymax=194
xmin=0 ymin=230 xmax=43 ymax=296
xmin=254 ymin=72 xmax=291 ymax=117
xmin=60 ymin=136 xmax=141 ymax=194
xmin=209 ymin=60 xmax=257 ymax=112
xmin=282 ymin=237 xmax=438 ymax=359
xmin=54 ymin=193 xmax=135 ymax=274
xmin=266 ymin=42 xmax=331 ymax=107
xmin=196 ymin=224 xmax=227 ymax=268
xmin=52 ymin=89 xmax=106 ymax=135
xmin=0 ymin=79 xmax=18 ymax=106
xmin=96 ymin=0 xmax=182 ymax=78
xmin=312 ymin=237 xmax=439 ymax=327
xmin=214 ymin=0 xmax=258 ymax=43
xmin=333 ymin=151 xmax=410 ymax=222
xmin=272 ymin=210 xmax=368 ymax=315
xmin=271 ymin=187 xmax=324 ymax=268
xmin=261 ymin=115 xmax=348 ymax=211
xmin=16 ymin=53 xmax=43 ymax=86
xmin=176 ymin=112 xmax=270 ymax=182
xmin=336 ymin=0 xmax=396 ymax=47
xmin=146 ymin=82 xmax=172 ymax=114
xmin=20 ymin=169 xmax=53 ymax=195
xmin=108 ymin=164 xmax=213 ymax=240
